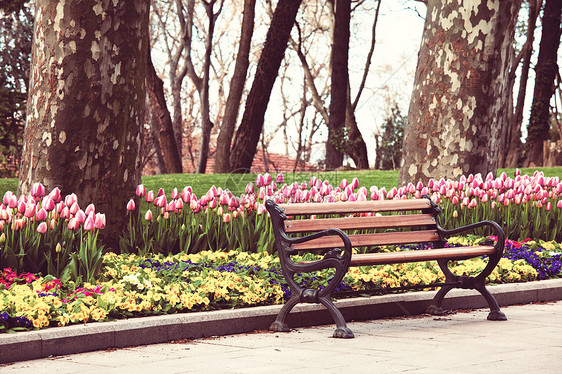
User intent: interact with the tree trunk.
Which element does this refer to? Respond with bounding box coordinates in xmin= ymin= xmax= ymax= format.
xmin=524 ymin=0 xmax=562 ymax=166
xmin=501 ymin=0 xmax=542 ymax=168
xmin=345 ymin=85 xmax=369 ymax=169
xmin=398 ymin=0 xmax=522 ymax=186
xmin=326 ymin=0 xmax=351 ymax=170
xmin=19 ymin=0 xmax=149 ymax=249
xmin=214 ymin=0 xmax=256 ymax=173
xmin=146 ymin=47 xmax=183 ymax=174
xmin=229 ymin=0 xmax=302 ymax=173
xmin=196 ymin=1 xmax=221 ymax=174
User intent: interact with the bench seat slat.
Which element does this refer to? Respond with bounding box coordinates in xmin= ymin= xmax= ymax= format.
xmin=347 ymin=245 xmax=496 ymax=266
xmin=291 ymin=230 xmax=440 ymax=250
xmin=280 ymin=199 xmax=432 ymax=215
xmin=284 ymin=214 xmax=436 ymax=233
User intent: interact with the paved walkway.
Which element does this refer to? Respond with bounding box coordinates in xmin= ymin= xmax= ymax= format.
xmin=1 ymin=300 xmax=561 ymax=374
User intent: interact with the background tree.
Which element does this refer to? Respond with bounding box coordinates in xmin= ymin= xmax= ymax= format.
xmin=0 ymin=1 xmax=32 ymax=177
xmin=399 ymin=0 xmax=522 ymax=185
xmin=213 ymin=0 xmax=255 ymax=173
xmin=229 ymin=0 xmax=303 ymax=172
xmin=376 ymin=103 xmax=405 ymax=170
xmin=19 ymin=0 xmax=150 ymax=248
xmin=524 ymin=0 xmax=562 ymax=166
xmin=325 ymin=0 xmax=351 ymax=169
xmin=146 ymin=46 xmax=183 ymax=174
xmin=499 ymin=0 xmax=543 ymax=168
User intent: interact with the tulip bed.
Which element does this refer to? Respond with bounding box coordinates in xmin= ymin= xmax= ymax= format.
xmin=1 ymin=169 xmax=562 ymax=333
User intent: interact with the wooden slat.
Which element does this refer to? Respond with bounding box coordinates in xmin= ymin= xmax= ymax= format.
xmin=284 ymin=214 xmax=436 ymax=233
xmin=347 ymin=246 xmax=496 ymax=266
xmin=280 ymin=199 xmax=432 ymax=216
xmin=291 ymin=230 xmax=440 ymax=250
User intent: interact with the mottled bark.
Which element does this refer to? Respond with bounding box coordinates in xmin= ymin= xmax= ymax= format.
xmin=19 ymin=0 xmax=150 ymax=248
xmin=146 ymin=47 xmax=182 ymax=174
xmin=326 ymin=0 xmax=350 ymax=170
xmin=214 ymin=0 xmax=255 ymax=173
xmin=229 ymin=0 xmax=302 ymax=173
xmin=525 ymin=0 xmax=562 ymax=166
xmin=398 ymin=0 xmax=522 ymax=186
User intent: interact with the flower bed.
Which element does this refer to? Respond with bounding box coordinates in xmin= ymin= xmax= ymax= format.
xmin=2 ymin=237 xmax=559 ymax=334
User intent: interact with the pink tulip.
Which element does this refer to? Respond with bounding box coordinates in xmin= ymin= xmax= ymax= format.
xmin=352 ymin=178 xmax=359 ymax=190
xmin=84 ymin=217 xmax=95 ymax=231
xmin=167 ymin=201 xmax=176 ymax=212
xmin=42 ymin=196 xmax=56 ymax=212
xmin=439 ymin=185 xmax=447 ymax=196
xmin=60 ymin=206 xmax=70 ymax=219
xmin=155 ymin=195 xmax=167 ymax=208
xmin=309 ymin=176 xmax=317 ymax=188
xmin=276 ymin=173 xmax=284 ymax=184
xmin=427 ymin=179 xmax=435 ymax=190
xmin=503 ymin=198 xmax=510 ymax=207
xmin=75 ymin=210 xmax=86 ymax=223
xmin=3 ymin=191 xmax=13 ymax=206
xmin=37 ymin=222 xmax=47 ymax=234
xmin=491 ymin=201 xmax=497 ymax=209
xmin=85 ymin=203 xmax=95 ymax=216
xmin=223 ymin=213 xmax=231 ymax=223
xmin=65 ymin=193 xmax=77 ymax=207
xmin=126 ymin=199 xmax=135 ymax=211
xmin=339 ymin=179 xmax=348 ymax=190
xmin=94 ymin=213 xmax=106 ymax=229
xmin=208 ymin=198 xmax=217 ymax=209
xmin=264 ymin=173 xmax=272 ymax=186
xmin=31 ymin=182 xmax=46 ymax=199
xmin=48 ymin=187 xmax=62 ymax=203
xmin=546 ymin=202 xmax=552 ymax=211
xmin=69 ymin=202 xmax=80 ymax=215
xmin=181 ymin=187 xmax=191 ymax=203
xmin=171 ymin=187 xmax=179 ymax=200
xmin=190 ymin=198 xmax=198 ymax=211
xmin=256 ymin=174 xmax=266 ymax=188
xmin=348 ymin=194 xmax=357 ymax=202
xmin=136 ymin=184 xmax=146 ymax=197
xmin=407 ymin=183 xmax=416 ymax=194
xmin=469 ymin=198 xmax=478 ymax=209
xmin=257 ymin=203 xmax=266 ymax=215
xmin=258 ymin=187 xmax=266 ymax=200
xmin=145 ymin=210 xmax=153 ymax=221
xmin=515 ymin=168 xmax=521 ymax=176
xmin=219 ymin=193 xmax=229 ymax=205
xmin=451 ymin=196 xmax=459 ymax=205
xmin=176 ymin=199 xmax=184 ymax=211
xmin=145 ymin=190 xmax=155 ymax=203
xmin=35 ymin=208 xmax=48 ymax=221
xmin=245 ymin=183 xmax=255 ymax=194
xmin=24 ymin=204 xmax=35 ymax=218
xmin=68 ymin=218 xmax=80 ymax=230
xmin=17 ymin=200 xmax=26 ymax=214
xmin=557 ymin=200 xmax=562 ymax=209
xmin=157 ymin=188 xmax=165 ymax=197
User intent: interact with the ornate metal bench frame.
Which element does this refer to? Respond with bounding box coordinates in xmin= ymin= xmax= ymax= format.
xmin=265 ymin=196 xmax=507 ymax=338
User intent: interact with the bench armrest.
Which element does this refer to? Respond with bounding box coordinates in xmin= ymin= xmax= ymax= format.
xmin=437 ymin=220 xmax=505 ymax=253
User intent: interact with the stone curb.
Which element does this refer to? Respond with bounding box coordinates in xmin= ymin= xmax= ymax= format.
xmin=2 ymin=278 xmax=562 ymax=364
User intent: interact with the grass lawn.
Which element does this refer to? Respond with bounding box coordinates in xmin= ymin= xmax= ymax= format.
xmin=1 ymin=167 xmax=561 ymax=199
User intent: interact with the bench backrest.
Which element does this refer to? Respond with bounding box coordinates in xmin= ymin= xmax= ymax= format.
xmin=272 ymin=198 xmax=442 ymax=250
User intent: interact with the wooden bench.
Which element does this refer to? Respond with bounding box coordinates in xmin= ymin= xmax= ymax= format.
xmin=265 ymin=195 xmax=507 ymax=338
